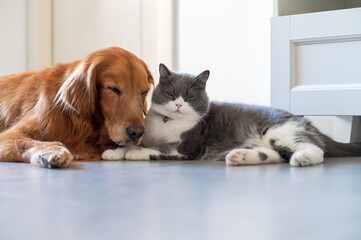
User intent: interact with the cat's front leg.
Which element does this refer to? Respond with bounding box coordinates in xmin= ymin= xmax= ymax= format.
xmin=102 ymin=146 xmax=136 ymax=160
xmin=125 ymin=147 xmax=162 ymax=161
xmin=289 ymin=143 xmax=324 ymax=167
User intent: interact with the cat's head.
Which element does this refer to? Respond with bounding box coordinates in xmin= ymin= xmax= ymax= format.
xmin=151 ymin=63 xmax=210 ymax=120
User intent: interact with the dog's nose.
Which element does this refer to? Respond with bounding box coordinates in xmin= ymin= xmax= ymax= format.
xmin=126 ymin=125 xmax=145 ymax=142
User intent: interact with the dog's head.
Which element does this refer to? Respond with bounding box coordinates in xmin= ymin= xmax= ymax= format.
xmin=56 ymin=47 xmax=154 ymax=145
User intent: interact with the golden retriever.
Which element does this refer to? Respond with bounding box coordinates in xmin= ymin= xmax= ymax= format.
xmin=0 ymin=47 xmax=154 ymax=168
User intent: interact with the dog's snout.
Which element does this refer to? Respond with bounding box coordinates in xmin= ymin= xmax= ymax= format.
xmin=126 ymin=125 xmax=145 ymax=142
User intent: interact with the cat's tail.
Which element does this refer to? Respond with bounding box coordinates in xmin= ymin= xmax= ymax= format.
xmin=322 ymin=134 xmax=361 ymax=157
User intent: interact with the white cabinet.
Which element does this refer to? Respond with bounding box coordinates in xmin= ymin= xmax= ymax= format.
xmin=271 ymin=2 xmax=361 ymax=142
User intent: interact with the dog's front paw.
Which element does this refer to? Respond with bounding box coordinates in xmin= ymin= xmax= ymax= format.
xmin=27 ymin=143 xmax=73 ymax=168
xmin=102 ymin=148 xmax=126 ymax=160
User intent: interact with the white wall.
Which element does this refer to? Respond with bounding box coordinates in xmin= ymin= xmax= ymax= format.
xmin=53 ymin=0 xmax=174 ymax=83
xmin=0 ymin=0 xmax=27 ymax=76
xmin=176 ymin=0 xmax=273 ymax=105
xmin=53 ymin=0 xmax=142 ymax=63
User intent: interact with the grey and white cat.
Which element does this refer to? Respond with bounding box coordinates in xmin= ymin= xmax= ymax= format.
xmin=102 ymin=64 xmax=361 ymax=166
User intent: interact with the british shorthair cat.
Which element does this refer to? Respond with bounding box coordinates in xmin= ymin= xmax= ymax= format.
xmin=102 ymin=64 xmax=361 ymax=166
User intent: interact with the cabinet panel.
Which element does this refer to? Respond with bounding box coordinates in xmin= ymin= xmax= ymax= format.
xmin=296 ymin=40 xmax=361 ymax=86
xmin=290 ymin=8 xmax=361 ymax=41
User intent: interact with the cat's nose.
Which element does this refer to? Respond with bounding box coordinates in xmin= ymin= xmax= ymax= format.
xmin=176 ymin=104 xmax=182 ymax=109
xmin=126 ymin=125 xmax=145 ymax=143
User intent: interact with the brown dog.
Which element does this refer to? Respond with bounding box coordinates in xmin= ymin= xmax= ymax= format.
xmin=0 ymin=47 xmax=154 ymax=168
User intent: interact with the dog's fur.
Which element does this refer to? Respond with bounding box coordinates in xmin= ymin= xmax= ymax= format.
xmin=0 ymin=47 xmax=154 ymax=168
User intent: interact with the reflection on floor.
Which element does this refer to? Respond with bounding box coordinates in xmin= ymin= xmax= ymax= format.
xmin=1 ymin=158 xmax=361 ymax=240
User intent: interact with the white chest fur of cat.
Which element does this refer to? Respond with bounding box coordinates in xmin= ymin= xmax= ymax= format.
xmin=142 ymin=100 xmax=200 ymax=146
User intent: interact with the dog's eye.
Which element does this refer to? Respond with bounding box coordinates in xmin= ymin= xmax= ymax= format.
xmin=108 ymin=87 xmax=122 ymax=96
xmin=141 ymin=91 xmax=148 ymax=97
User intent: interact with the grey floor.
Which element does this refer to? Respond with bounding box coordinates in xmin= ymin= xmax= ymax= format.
xmin=1 ymin=158 xmax=361 ymax=240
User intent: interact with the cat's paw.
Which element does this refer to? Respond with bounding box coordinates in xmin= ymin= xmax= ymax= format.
xmin=102 ymin=148 xmax=126 ymax=160
xmin=290 ymin=151 xmax=312 ymax=166
xmin=225 ymin=149 xmax=247 ymax=166
xmin=290 ymin=150 xmax=323 ymax=167
xmin=125 ymin=148 xmax=162 ymax=161
xmin=125 ymin=149 xmax=151 ymax=161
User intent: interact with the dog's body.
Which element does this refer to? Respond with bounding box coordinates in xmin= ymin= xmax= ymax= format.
xmin=0 ymin=47 xmax=153 ymax=168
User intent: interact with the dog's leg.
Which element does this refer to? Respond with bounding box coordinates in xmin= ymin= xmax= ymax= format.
xmin=0 ymin=135 xmax=73 ymax=168
xmin=0 ymin=118 xmax=73 ymax=168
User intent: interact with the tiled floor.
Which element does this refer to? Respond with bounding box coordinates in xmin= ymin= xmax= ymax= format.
xmin=1 ymin=158 xmax=361 ymax=240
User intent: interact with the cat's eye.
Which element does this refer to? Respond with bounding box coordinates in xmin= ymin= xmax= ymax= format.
xmin=108 ymin=86 xmax=122 ymax=96
xmin=166 ymin=92 xmax=175 ymax=99
xmin=184 ymin=96 xmax=195 ymax=101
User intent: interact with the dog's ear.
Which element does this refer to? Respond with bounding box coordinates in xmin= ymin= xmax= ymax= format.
xmin=146 ymin=66 xmax=155 ymax=86
xmin=143 ymin=92 xmax=149 ymax=116
xmin=142 ymin=62 xmax=155 ymax=115
xmin=55 ymin=58 xmax=100 ymax=117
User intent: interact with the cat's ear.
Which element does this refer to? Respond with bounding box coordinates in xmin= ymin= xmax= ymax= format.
xmin=194 ymin=70 xmax=210 ymax=88
xmin=159 ymin=63 xmax=171 ymax=79
xmin=197 ymin=70 xmax=210 ymax=82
